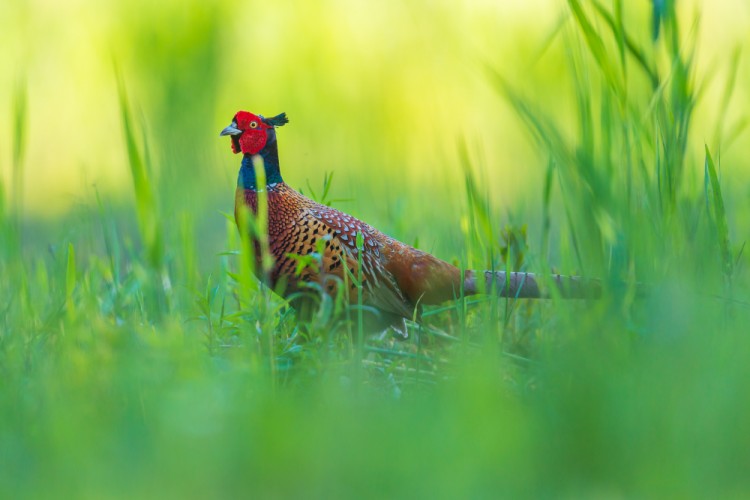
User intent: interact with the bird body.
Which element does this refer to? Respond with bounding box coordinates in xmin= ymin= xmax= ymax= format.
xmin=222 ymin=111 xmax=597 ymax=325
xmin=235 ymin=162 xmax=463 ymax=322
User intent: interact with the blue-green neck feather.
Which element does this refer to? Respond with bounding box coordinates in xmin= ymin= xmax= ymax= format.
xmin=238 ymin=130 xmax=283 ymax=190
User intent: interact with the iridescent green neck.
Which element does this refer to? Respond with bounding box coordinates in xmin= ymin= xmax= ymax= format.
xmin=238 ymin=137 xmax=283 ymax=190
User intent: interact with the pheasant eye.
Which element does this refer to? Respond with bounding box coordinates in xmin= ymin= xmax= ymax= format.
xmin=249 ymin=121 xmax=258 ymax=129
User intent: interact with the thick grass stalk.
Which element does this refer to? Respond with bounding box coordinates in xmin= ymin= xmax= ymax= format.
xmin=65 ymin=243 xmax=77 ymax=320
xmin=115 ymin=67 xmax=163 ymax=271
xmin=592 ymin=0 xmax=659 ymax=88
xmin=251 ymin=155 xmax=274 ymax=282
xmin=5 ymin=76 xmax=28 ymax=257
xmin=12 ymin=77 xmax=27 ymax=214
xmin=568 ymin=0 xmax=624 ymax=98
xmin=244 ymin=154 xmax=276 ymax=386
xmin=704 ymin=146 xmax=732 ymax=289
xmin=356 ymin=230 xmax=365 ymax=386
xmin=459 ymin=140 xmax=495 ymax=273
xmin=94 ymin=187 xmax=121 ymax=288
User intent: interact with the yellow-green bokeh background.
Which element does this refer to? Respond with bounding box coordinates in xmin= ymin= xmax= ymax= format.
xmin=4 ymin=3 xmax=750 ymax=497
xmin=2 ymin=0 xmax=748 ymax=222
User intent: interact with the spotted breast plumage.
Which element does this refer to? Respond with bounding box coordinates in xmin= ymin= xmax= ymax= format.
xmin=221 ymin=110 xmax=598 ymax=326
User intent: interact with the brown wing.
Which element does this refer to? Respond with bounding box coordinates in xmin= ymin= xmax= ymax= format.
xmin=301 ymin=206 xmax=416 ymax=319
xmin=307 ymin=202 xmax=463 ymax=306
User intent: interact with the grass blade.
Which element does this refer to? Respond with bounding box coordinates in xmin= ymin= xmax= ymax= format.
xmin=115 ymin=64 xmax=163 ymax=270
xmin=65 ymin=242 xmax=77 ymax=319
xmin=568 ymin=0 xmax=623 ymax=97
xmin=704 ymin=145 xmax=733 ymax=285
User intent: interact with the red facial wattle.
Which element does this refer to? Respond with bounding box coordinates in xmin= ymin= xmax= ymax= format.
xmin=238 ymin=130 xmax=267 ymax=155
xmin=233 ymin=111 xmax=272 ymax=155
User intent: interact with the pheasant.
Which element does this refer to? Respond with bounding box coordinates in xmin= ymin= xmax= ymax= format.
xmin=221 ymin=110 xmax=599 ymax=327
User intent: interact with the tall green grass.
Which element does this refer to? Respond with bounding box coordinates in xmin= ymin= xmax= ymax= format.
xmin=1 ymin=1 xmax=750 ymax=498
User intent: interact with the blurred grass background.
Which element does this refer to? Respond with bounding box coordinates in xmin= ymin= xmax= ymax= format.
xmin=2 ymin=0 xmax=750 ymax=497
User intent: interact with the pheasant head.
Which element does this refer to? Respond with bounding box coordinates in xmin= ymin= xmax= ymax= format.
xmin=220 ymin=111 xmax=289 ymax=155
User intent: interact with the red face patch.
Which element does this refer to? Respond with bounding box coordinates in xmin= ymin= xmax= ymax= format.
xmin=232 ymin=111 xmax=273 ymax=155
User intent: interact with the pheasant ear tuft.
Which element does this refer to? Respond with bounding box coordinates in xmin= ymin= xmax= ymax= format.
xmin=263 ymin=113 xmax=289 ymax=127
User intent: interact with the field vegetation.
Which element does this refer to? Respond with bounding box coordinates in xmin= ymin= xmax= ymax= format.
xmin=1 ymin=0 xmax=750 ymax=497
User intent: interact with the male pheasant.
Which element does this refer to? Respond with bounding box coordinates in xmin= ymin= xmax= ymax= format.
xmin=221 ymin=110 xmax=597 ymax=326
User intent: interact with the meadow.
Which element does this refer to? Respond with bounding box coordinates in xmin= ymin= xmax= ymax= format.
xmin=2 ymin=0 xmax=750 ymax=497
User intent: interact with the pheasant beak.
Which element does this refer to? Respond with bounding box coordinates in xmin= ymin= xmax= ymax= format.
xmin=220 ymin=122 xmax=242 ymax=136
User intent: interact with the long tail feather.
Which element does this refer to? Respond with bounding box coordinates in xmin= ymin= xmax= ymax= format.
xmin=464 ymin=270 xmax=603 ymax=299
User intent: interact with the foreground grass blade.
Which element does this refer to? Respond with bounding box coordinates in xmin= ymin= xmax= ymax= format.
xmin=704 ymin=146 xmax=733 ymax=286
xmin=568 ymin=0 xmax=623 ymax=97
xmin=115 ymin=65 xmax=163 ymax=270
xmin=5 ymin=75 xmax=28 ymax=255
